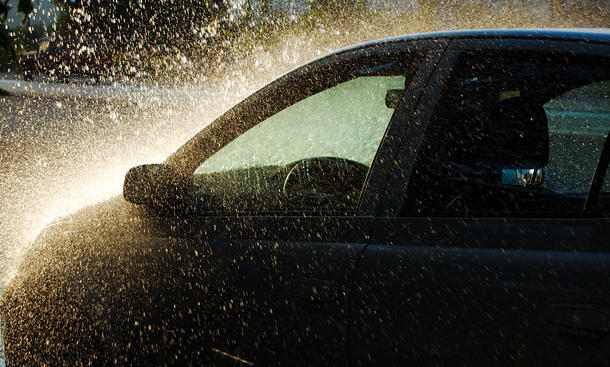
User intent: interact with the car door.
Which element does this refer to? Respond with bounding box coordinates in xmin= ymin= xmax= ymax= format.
xmin=163 ymin=39 xmax=448 ymax=366
xmin=350 ymin=38 xmax=610 ymax=366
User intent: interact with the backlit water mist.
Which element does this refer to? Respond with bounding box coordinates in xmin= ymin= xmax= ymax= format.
xmin=1 ymin=0 xmax=608 ymax=289
xmin=0 ymin=1 xmax=609 ymax=365
xmin=0 ymin=92 xmax=208 ymax=281
xmin=0 ymin=34 xmax=353 ymax=284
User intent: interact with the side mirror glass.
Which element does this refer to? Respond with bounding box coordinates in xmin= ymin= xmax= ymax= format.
xmin=123 ymin=164 xmax=191 ymax=208
xmin=385 ymin=89 xmax=404 ymax=109
xmin=501 ymin=168 xmax=544 ymax=187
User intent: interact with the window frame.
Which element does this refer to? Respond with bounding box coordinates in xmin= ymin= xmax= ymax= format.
xmin=165 ymin=38 xmax=448 ymax=217
xmin=384 ymin=37 xmax=610 ymax=219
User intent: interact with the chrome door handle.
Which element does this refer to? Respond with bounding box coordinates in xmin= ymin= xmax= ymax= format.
xmin=288 ymin=278 xmax=338 ymax=303
xmin=287 ymin=278 xmax=338 ymax=313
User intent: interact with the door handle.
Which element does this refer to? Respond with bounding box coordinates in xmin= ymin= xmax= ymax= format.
xmin=287 ymin=278 xmax=338 ymax=313
xmin=547 ymin=303 xmax=609 ymax=344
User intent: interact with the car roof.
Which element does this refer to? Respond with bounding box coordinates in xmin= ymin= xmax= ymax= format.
xmin=280 ymin=28 xmax=609 ymax=93
xmin=292 ymin=28 xmax=610 ymax=78
xmin=337 ymin=28 xmax=610 ymax=54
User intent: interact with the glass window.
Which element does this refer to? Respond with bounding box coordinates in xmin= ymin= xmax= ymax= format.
xmin=401 ymin=50 xmax=610 ymax=218
xmin=544 ymin=81 xmax=610 ymax=194
xmin=196 ymin=76 xmax=403 ymax=173
xmin=193 ymin=73 xmax=409 ymax=213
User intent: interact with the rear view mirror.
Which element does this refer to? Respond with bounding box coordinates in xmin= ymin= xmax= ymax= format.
xmin=123 ymin=164 xmax=191 ymax=209
xmin=477 ymin=98 xmax=550 ymax=169
xmin=385 ymin=89 xmax=404 ymax=109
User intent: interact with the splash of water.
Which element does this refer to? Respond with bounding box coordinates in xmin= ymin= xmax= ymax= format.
xmin=0 ymin=92 xmax=216 ymax=283
xmin=1 ymin=1 xmax=608 ymax=285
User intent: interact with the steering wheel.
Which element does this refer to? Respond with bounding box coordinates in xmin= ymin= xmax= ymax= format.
xmin=282 ymin=157 xmax=368 ymax=210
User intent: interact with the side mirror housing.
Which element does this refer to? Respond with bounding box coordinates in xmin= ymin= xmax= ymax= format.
xmin=123 ymin=164 xmax=191 ymax=209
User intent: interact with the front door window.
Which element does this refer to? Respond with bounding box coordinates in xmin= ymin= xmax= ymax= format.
xmin=193 ymin=72 xmax=410 ymax=213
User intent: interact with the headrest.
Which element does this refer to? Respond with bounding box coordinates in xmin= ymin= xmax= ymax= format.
xmin=487 ymin=97 xmax=549 ymax=168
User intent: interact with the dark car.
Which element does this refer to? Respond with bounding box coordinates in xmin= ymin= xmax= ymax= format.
xmin=20 ymin=37 xmax=112 ymax=81
xmin=2 ymin=29 xmax=610 ymax=366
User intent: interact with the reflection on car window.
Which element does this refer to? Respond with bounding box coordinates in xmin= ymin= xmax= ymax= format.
xmin=543 ymin=81 xmax=610 ymax=194
xmin=193 ymin=75 xmax=406 ymax=213
xmin=401 ymin=50 xmax=610 ymax=218
xmin=197 ymin=76 xmax=403 ymax=173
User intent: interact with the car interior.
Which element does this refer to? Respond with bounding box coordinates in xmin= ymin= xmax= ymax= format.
xmin=192 ymin=156 xmax=369 ymax=213
xmin=402 ymin=51 xmax=610 ymax=218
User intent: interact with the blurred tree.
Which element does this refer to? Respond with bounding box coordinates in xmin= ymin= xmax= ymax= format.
xmin=1 ymin=0 xmax=14 ymax=58
xmin=457 ymin=1 xmax=495 ymax=29
xmin=550 ymin=0 xmax=568 ymax=23
xmin=51 ymin=0 xmax=230 ymax=51
xmin=1 ymin=0 xmax=33 ymax=70
xmin=309 ymin=0 xmax=366 ymax=14
xmin=0 ymin=0 xmax=9 ymax=20
xmin=17 ymin=0 xmax=33 ymax=26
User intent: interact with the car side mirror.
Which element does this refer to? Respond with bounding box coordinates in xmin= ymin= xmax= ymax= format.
xmin=123 ymin=164 xmax=191 ymax=209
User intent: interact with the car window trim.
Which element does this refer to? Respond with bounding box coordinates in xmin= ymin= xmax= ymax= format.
xmin=449 ymin=38 xmax=610 ymax=56
xmin=167 ymin=39 xmax=449 ymax=217
xmin=358 ymin=45 xmax=450 ymax=216
xmin=374 ymin=50 xmax=460 ymax=217
xmin=585 ymin=131 xmax=610 ymax=214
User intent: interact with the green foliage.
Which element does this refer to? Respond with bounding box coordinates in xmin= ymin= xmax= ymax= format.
xmin=4 ymin=0 xmax=610 ymax=78
xmin=309 ymin=0 xmax=366 ymax=14
xmin=0 ymin=35 xmax=10 ymax=68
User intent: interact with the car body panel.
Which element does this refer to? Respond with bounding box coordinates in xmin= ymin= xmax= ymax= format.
xmin=170 ymin=215 xmax=373 ymax=366
xmin=351 ymin=236 xmax=610 ymax=366
xmin=0 ymin=197 xmax=203 ymax=365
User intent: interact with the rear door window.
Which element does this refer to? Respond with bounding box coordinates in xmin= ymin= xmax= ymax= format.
xmin=400 ymin=50 xmax=610 ymax=218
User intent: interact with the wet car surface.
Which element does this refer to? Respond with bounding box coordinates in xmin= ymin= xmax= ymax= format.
xmin=1 ymin=29 xmax=610 ymax=366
